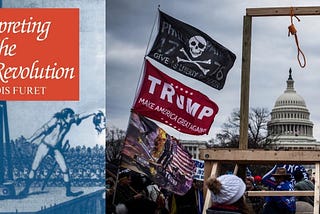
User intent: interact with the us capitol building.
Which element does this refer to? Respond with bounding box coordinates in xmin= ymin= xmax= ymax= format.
xmin=182 ymin=68 xmax=320 ymax=159
xmin=267 ymin=68 xmax=320 ymax=150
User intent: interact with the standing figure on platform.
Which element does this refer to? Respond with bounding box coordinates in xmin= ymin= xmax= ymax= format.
xmin=18 ymin=108 xmax=95 ymax=197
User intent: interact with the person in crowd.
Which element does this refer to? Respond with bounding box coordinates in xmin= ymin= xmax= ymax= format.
xmin=245 ymin=176 xmax=264 ymax=214
xmin=107 ymin=177 xmax=116 ymax=213
xmin=115 ymin=197 xmax=159 ymax=214
xmin=309 ymin=171 xmax=315 ymax=184
xmin=254 ymin=175 xmax=264 ymax=190
xmin=172 ymin=180 xmax=198 ymax=214
xmin=114 ymin=171 xmax=168 ymax=214
xmin=113 ymin=170 xmax=146 ymax=205
xmin=205 ymin=174 xmax=250 ymax=214
xmin=262 ymin=167 xmax=296 ymax=214
xmin=292 ymin=169 xmax=314 ymax=206
xmin=193 ymin=180 xmax=204 ymax=214
xmin=245 ymin=176 xmax=255 ymax=191
xmin=146 ymin=183 xmax=169 ymax=214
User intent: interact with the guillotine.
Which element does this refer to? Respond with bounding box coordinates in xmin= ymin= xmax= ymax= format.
xmin=0 ymin=101 xmax=15 ymax=199
xmin=200 ymin=6 xmax=320 ymax=214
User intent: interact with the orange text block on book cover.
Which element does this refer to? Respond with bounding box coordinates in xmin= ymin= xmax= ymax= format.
xmin=0 ymin=8 xmax=79 ymax=100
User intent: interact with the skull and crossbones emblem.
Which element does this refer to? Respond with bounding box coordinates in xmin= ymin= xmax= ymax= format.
xmin=176 ymin=35 xmax=211 ymax=75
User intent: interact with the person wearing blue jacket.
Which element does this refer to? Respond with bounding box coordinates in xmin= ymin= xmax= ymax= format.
xmin=262 ymin=167 xmax=296 ymax=214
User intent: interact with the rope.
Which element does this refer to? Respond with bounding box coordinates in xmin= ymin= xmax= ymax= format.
xmin=288 ymin=7 xmax=306 ymax=68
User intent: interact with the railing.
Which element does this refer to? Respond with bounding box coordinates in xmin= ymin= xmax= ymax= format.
xmin=199 ymin=149 xmax=320 ymax=214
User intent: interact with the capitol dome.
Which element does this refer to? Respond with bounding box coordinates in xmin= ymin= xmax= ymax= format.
xmin=267 ymin=68 xmax=317 ymax=150
xmin=274 ymin=89 xmax=306 ymax=108
xmin=274 ymin=69 xmax=306 ymax=108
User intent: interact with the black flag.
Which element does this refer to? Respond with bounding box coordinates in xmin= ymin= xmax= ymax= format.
xmin=148 ymin=10 xmax=236 ymax=90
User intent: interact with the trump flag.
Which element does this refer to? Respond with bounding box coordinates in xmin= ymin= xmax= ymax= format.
xmin=133 ymin=60 xmax=219 ymax=135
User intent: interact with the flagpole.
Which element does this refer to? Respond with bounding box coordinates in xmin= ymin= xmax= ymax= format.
xmin=111 ymin=8 xmax=161 ymax=198
xmin=111 ymin=117 xmax=129 ymax=204
xmin=111 ymin=164 xmax=121 ymax=204
xmin=114 ymin=8 xmax=160 ymax=205
xmin=123 ymin=7 xmax=160 ymax=197
xmin=133 ymin=5 xmax=160 ymax=106
xmin=144 ymin=5 xmax=160 ymax=57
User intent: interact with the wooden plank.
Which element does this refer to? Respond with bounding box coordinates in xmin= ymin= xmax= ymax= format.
xmin=314 ymin=163 xmax=320 ymax=213
xmin=203 ymin=161 xmax=213 ymax=197
xmin=233 ymin=164 xmax=238 ymax=175
xmin=247 ymin=190 xmax=314 ymax=197
xmin=247 ymin=6 xmax=320 ymax=17
xmin=239 ymin=15 xmax=252 ymax=150
xmin=202 ymin=162 xmax=219 ymax=214
xmin=199 ymin=149 xmax=320 ymax=164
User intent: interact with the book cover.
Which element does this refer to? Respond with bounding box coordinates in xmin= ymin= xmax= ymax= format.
xmin=0 ymin=0 xmax=106 ymax=213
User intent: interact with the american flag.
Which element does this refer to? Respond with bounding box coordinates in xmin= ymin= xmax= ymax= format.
xmin=169 ymin=141 xmax=195 ymax=182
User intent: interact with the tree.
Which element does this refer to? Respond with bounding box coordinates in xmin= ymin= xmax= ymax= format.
xmin=106 ymin=126 xmax=126 ymax=164
xmin=213 ymin=107 xmax=273 ymax=149
xmin=248 ymin=107 xmax=271 ymax=149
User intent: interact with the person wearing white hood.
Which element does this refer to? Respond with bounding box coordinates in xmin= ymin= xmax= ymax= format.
xmin=205 ymin=174 xmax=250 ymax=214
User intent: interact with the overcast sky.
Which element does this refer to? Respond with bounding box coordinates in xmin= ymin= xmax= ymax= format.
xmin=3 ymin=0 xmax=106 ymax=147
xmin=107 ymin=0 xmax=320 ymax=142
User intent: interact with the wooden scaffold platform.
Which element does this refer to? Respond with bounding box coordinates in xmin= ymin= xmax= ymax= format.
xmin=200 ymin=6 xmax=320 ymax=214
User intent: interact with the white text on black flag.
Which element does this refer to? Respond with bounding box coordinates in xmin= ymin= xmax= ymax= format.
xmin=148 ymin=10 xmax=236 ymax=90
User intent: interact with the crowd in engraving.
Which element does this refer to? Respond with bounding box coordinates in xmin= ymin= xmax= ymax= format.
xmin=9 ymin=137 xmax=105 ymax=187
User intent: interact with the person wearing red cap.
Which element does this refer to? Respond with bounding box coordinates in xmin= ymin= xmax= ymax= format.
xmin=254 ymin=175 xmax=262 ymax=183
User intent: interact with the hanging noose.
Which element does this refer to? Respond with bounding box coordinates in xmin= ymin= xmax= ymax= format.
xmin=288 ymin=7 xmax=306 ymax=68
